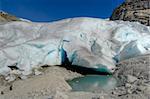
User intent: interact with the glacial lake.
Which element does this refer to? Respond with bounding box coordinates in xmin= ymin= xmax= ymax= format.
xmin=67 ymin=75 xmax=118 ymax=92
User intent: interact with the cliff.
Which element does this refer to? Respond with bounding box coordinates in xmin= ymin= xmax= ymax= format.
xmin=110 ymin=0 xmax=150 ymax=26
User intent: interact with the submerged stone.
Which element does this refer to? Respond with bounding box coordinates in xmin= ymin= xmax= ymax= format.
xmin=67 ymin=75 xmax=118 ymax=92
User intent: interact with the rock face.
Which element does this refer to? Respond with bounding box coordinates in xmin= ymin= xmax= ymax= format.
xmin=110 ymin=0 xmax=150 ymax=26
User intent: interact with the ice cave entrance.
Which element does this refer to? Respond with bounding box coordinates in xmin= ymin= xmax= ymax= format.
xmin=67 ymin=75 xmax=119 ymax=92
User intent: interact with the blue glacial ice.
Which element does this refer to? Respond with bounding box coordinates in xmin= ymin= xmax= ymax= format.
xmin=0 ymin=17 xmax=150 ymax=77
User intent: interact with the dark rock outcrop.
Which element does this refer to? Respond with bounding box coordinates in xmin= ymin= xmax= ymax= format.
xmin=0 ymin=11 xmax=20 ymax=22
xmin=110 ymin=0 xmax=150 ymax=26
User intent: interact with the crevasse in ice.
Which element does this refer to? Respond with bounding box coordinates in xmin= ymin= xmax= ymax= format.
xmin=0 ymin=17 xmax=150 ymax=76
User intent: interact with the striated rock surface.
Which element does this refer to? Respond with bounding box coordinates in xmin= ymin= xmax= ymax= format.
xmin=110 ymin=0 xmax=150 ymax=26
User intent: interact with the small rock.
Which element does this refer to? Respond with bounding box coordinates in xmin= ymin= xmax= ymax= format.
xmin=1 ymin=91 xmax=4 ymax=95
xmin=54 ymin=91 xmax=68 ymax=99
xmin=34 ymin=69 xmax=42 ymax=75
xmin=11 ymin=70 xmax=21 ymax=75
xmin=125 ymin=83 xmax=132 ymax=88
xmin=5 ymin=75 xmax=16 ymax=82
xmin=19 ymin=75 xmax=27 ymax=80
xmin=9 ymin=85 xmax=13 ymax=91
xmin=137 ymin=86 xmax=146 ymax=92
xmin=145 ymin=86 xmax=150 ymax=95
xmin=127 ymin=89 xmax=132 ymax=94
xmin=126 ymin=75 xmax=138 ymax=83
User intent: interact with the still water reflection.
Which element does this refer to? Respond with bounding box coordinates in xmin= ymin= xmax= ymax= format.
xmin=67 ymin=75 xmax=118 ymax=92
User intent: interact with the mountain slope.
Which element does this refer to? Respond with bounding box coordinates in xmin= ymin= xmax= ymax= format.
xmin=110 ymin=0 xmax=150 ymax=26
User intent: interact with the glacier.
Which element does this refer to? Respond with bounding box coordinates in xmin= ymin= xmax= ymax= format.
xmin=0 ymin=17 xmax=150 ymax=77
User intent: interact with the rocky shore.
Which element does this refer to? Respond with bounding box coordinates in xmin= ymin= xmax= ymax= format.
xmin=0 ymin=54 xmax=149 ymax=99
xmin=110 ymin=55 xmax=150 ymax=99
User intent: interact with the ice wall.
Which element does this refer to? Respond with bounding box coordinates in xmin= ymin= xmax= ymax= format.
xmin=0 ymin=18 xmax=149 ymax=78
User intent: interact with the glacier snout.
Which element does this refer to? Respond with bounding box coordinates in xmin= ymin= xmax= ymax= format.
xmin=0 ymin=17 xmax=150 ymax=77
